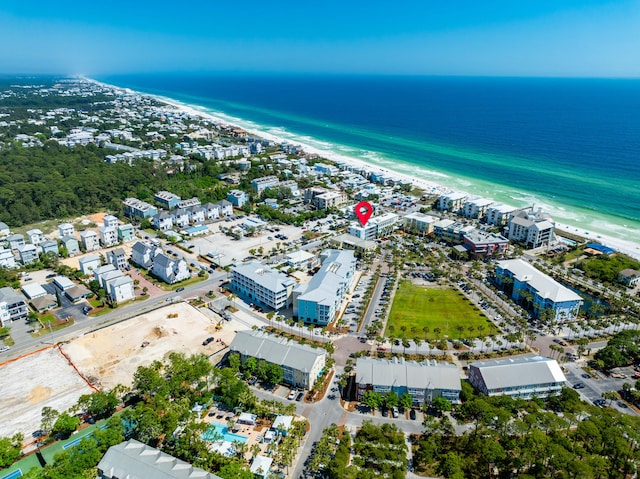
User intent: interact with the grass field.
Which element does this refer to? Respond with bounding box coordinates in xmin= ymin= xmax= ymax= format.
xmin=385 ymin=281 xmax=497 ymax=340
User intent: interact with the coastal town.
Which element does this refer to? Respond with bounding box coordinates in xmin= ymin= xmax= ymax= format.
xmin=1 ymin=77 xmax=640 ymax=479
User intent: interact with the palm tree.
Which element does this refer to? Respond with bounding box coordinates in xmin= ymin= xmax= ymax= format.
xmin=414 ymin=338 xmax=422 ymax=355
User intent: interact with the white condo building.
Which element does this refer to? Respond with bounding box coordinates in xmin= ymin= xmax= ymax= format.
xmin=230 ymin=261 xmax=297 ymax=310
xmin=349 ymin=212 xmax=398 ymax=241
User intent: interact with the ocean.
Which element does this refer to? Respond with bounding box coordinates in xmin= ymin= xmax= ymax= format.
xmin=97 ymin=73 xmax=640 ymax=242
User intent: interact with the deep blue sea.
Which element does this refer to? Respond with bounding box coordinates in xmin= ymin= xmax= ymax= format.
xmin=97 ymin=73 xmax=640 ymax=242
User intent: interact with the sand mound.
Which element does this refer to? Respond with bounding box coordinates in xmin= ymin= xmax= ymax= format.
xmin=28 ymin=386 xmax=52 ymax=404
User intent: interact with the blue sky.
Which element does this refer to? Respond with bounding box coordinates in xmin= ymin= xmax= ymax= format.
xmin=1 ymin=0 xmax=638 ymax=77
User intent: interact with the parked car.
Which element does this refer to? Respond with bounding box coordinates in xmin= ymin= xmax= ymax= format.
xmin=392 ymin=407 xmax=399 ymax=418
xmin=573 ymin=382 xmax=585 ymax=389
xmin=409 ymin=409 xmax=417 ymax=420
xmin=176 ymin=287 xmax=185 ymax=292
xmin=287 ymin=390 xmax=297 ymax=400
xmin=202 ymin=337 xmax=214 ymax=346
xmin=296 ymin=392 xmax=304 ymax=401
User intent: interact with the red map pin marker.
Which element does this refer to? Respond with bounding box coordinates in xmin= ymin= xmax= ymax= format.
xmin=355 ymin=201 xmax=373 ymax=226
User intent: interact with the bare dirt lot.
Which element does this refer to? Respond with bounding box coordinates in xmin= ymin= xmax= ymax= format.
xmin=63 ymin=302 xmax=223 ymax=390
xmin=0 ymin=347 xmax=96 ymax=442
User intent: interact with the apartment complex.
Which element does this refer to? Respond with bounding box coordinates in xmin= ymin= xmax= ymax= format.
xmin=468 ymin=356 xmax=566 ymax=399
xmin=356 ymin=357 xmax=462 ymax=406
xmin=229 ymin=330 xmax=326 ymax=390
xmin=230 ymin=261 xmax=297 ymax=310
xmin=293 ymin=249 xmax=356 ymax=325
xmin=349 ymin=212 xmax=398 ymax=240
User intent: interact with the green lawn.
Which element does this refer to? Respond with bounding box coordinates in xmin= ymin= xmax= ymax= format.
xmin=385 ymin=281 xmax=497 ymax=340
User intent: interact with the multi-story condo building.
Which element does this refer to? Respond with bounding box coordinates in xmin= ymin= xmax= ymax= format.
xmin=432 ymin=219 xmax=474 ymax=244
xmin=485 ymin=203 xmax=517 ymax=226
xmin=462 ymin=230 xmax=509 ymax=258
xmin=356 ymin=357 xmax=462 ymax=406
xmin=507 ymin=209 xmax=555 ymax=249
xmin=313 ymin=191 xmax=347 ymax=210
xmin=80 ymin=230 xmax=100 ymax=251
xmin=495 ymin=259 xmax=583 ymax=320
xmin=293 ymin=249 xmax=356 ymax=325
xmin=251 ymin=175 xmax=280 ymax=195
xmin=402 ymin=212 xmax=436 ymax=235
xmin=463 ymin=197 xmax=494 ymax=219
xmin=349 ymin=212 xmax=398 ymax=241
xmin=154 ymin=191 xmax=181 ymax=209
xmin=229 ymin=330 xmax=326 ymax=390
xmin=437 ymin=192 xmax=467 ymax=214
xmin=122 ymin=198 xmax=158 ymax=219
xmin=231 ymin=261 xmax=296 ymax=310
xmin=468 ymin=356 xmax=566 ymax=399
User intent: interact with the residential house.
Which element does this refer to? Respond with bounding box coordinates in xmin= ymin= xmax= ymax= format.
xmin=0 ymin=222 xmax=10 ymax=237
xmin=468 ymin=356 xmax=566 ymax=399
xmin=18 ymin=244 xmax=38 ymax=265
xmin=0 ymin=248 xmax=17 ymax=269
xmin=130 ymin=241 xmax=159 ymax=269
xmin=170 ymin=208 xmax=190 ymax=229
xmin=26 ymin=229 xmax=45 ymax=246
xmin=105 ymin=275 xmax=135 ymax=303
xmin=103 ymin=215 xmax=119 ymax=229
xmin=619 ymin=269 xmax=640 ymax=288
xmin=0 ymin=287 xmax=28 ymax=321
xmin=202 ymin=202 xmax=220 ymax=220
xmin=356 ymin=357 xmax=462 ymax=406
xmin=6 ymin=233 xmax=25 ymax=251
xmin=94 ymin=264 xmax=117 ymax=289
xmin=495 ymin=259 xmax=583 ymax=321
xmin=107 ymin=248 xmax=128 ymax=271
xmin=78 ymin=254 xmax=101 ymax=275
xmin=153 ymin=211 xmax=174 ymax=231
xmin=227 ymin=190 xmax=248 ymax=208
xmin=230 ymin=261 xmax=296 ymax=310
xmin=99 ymin=225 xmax=118 ymax=248
xmin=215 ymin=200 xmax=233 ymax=216
xmin=40 ymin=239 xmax=60 ymax=256
xmin=229 ymin=330 xmax=326 ymax=389
xmin=81 ymin=230 xmax=100 ymax=252
xmin=97 ymin=439 xmax=222 ymax=479
xmin=117 ymin=224 xmax=135 ymax=242
xmin=152 ymin=254 xmax=190 ymax=284
xmin=58 ymin=223 xmax=75 ymax=237
xmin=250 ymin=456 xmax=273 ymax=479
xmin=61 ymin=235 xmax=80 ymax=256
xmin=187 ymin=205 xmax=205 ymax=224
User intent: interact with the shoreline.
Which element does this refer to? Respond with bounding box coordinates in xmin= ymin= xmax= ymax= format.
xmin=89 ymin=78 xmax=640 ymax=261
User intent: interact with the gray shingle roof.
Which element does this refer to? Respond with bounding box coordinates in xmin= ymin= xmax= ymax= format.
xmin=229 ymin=330 xmax=326 ymax=373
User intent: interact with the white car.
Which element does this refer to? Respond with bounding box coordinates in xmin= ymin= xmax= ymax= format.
xmin=0 ymin=346 xmax=10 ymax=353
xmin=287 ymin=391 xmax=297 ymax=400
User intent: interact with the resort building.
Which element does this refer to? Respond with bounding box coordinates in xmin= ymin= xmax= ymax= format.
xmin=495 ymin=259 xmax=583 ymax=321
xmin=462 ymin=230 xmax=509 ymax=258
xmin=486 ymin=203 xmax=517 ymax=226
xmin=468 ymin=356 xmax=566 ymax=399
xmin=229 ymin=330 xmax=326 ymax=390
xmin=122 ymin=197 xmax=158 ymax=220
xmin=98 ymin=439 xmax=222 ymax=479
xmin=463 ymin=197 xmax=494 ymax=219
xmin=507 ymin=209 xmax=555 ymax=249
xmin=0 ymin=287 xmax=28 ymax=322
xmin=349 ymin=212 xmax=399 ymax=241
xmin=437 ymin=192 xmax=467 ymax=214
xmin=81 ymin=230 xmax=100 ymax=252
xmin=230 ymin=261 xmax=296 ymax=310
xmin=432 ymin=219 xmax=475 ymax=244
xmin=402 ymin=212 xmax=436 ymax=235
xmin=356 ymin=357 xmax=462 ymax=406
xmin=293 ymin=249 xmax=356 ymax=325
xmin=154 ymin=190 xmax=181 ymax=209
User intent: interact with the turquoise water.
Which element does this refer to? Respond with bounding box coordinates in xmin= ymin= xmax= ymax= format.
xmin=98 ymin=74 xmax=640 ymax=243
xmin=201 ymin=422 xmax=248 ymax=443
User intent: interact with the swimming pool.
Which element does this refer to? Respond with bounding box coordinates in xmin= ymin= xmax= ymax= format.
xmin=201 ymin=422 xmax=248 ymax=443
